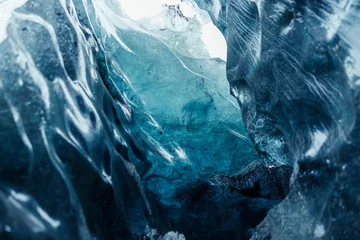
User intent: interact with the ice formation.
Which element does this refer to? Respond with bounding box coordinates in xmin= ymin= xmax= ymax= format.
xmin=226 ymin=0 xmax=360 ymax=239
xmin=0 ymin=0 xmax=359 ymax=239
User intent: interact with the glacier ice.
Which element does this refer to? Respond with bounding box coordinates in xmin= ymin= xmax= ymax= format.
xmin=0 ymin=0 xmax=359 ymax=239
xmin=227 ymin=0 xmax=360 ymax=239
xmin=0 ymin=0 xmax=281 ymax=239
xmin=194 ymin=0 xmax=228 ymax=34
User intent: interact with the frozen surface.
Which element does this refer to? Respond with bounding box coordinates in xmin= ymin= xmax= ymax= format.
xmin=0 ymin=0 xmax=290 ymax=239
xmin=1 ymin=0 xmax=358 ymax=239
xmin=226 ymin=0 xmax=360 ymax=239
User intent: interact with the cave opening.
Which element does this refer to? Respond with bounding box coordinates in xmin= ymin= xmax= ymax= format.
xmin=113 ymin=1 xmax=294 ymax=239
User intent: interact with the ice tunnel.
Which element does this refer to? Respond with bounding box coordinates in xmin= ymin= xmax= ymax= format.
xmin=0 ymin=0 xmax=359 ymax=239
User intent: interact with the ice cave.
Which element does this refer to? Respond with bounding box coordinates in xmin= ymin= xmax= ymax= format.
xmin=0 ymin=0 xmax=359 ymax=239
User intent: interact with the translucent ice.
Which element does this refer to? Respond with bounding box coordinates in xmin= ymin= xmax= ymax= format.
xmin=2 ymin=0 xmax=358 ymax=239
xmin=0 ymin=0 xmax=284 ymax=239
xmin=226 ymin=0 xmax=360 ymax=239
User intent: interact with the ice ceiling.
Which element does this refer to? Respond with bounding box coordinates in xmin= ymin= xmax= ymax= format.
xmin=119 ymin=0 xmax=227 ymax=61
xmin=0 ymin=0 xmax=359 ymax=240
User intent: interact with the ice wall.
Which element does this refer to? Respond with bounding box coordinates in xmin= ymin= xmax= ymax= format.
xmin=226 ymin=0 xmax=360 ymax=239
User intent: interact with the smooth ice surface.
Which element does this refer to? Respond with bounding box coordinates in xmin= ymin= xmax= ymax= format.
xmin=90 ymin=0 xmax=259 ymax=205
xmin=226 ymin=0 xmax=360 ymax=239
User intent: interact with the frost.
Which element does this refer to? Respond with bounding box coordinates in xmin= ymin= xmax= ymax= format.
xmin=314 ymin=224 xmax=325 ymax=238
xmin=161 ymin=231 xmax=186 ymax=240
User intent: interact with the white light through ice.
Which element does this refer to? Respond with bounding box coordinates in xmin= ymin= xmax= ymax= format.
xmin=201 ymin=22 xmax=227 ymax=61
xmin=120 ymin=0 xmax=164 ymax=21
xmin=179 ymin=1 xmax=195 ymax=18
xmin=305 ymin=130 xmax=328 ymax=158
xmin=0 ymin=0 xmax=28 ymax=44
xmin=120 ymin=0 xmax=227 ymax=61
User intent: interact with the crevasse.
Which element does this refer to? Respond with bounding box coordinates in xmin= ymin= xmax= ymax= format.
xmin=0 ymin=0 xmax=359 ymax=240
